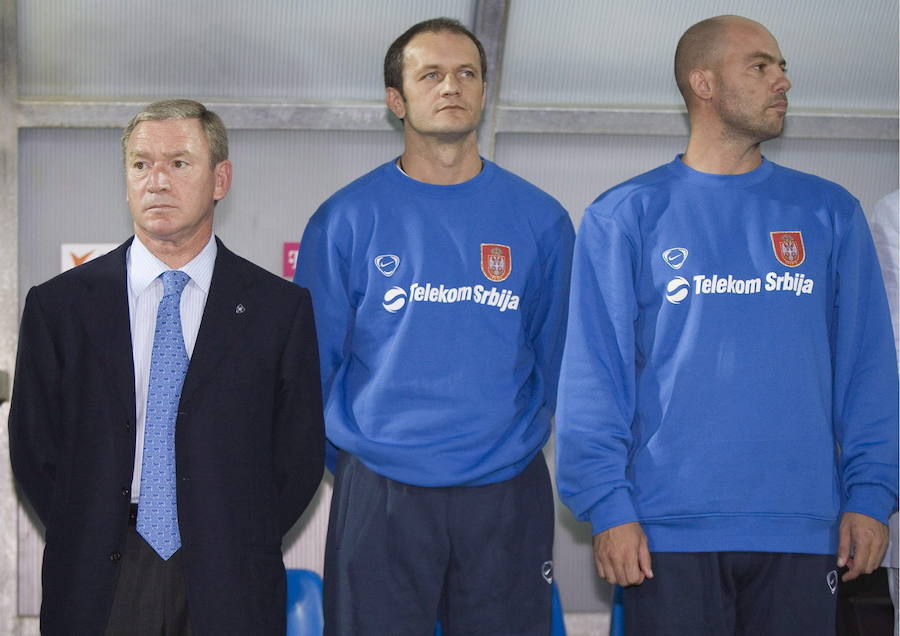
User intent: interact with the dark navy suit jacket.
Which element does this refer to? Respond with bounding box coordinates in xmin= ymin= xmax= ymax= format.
xmin=9 ymin=237 xmax=325 ymax=635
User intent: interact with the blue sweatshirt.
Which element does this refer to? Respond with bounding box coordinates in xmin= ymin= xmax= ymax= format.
xmin=557 ymin=156 xmax=899 ymax=554
xmin=295 ymin=159 xmax=574 ymax=487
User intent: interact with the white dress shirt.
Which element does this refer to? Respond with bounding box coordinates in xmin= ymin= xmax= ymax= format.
xmin=127 ymin=234 xmax=217 ymax=502
xmin=868 ymin=190 xmax=899 ymax=571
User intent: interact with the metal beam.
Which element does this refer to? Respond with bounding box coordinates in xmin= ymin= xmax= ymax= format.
xmin=0 ymin=0 xmax=21 ymax=630
xmin=18 ymin=100 xmax=398 ymax=132
xmin=495 ymin=106 xmax=691 ymax=137
xmin=494 ymin=105 xmax=899 ymax=141
xmin=473 ymin=0 xmax=510 ymax=159
xmin=18 ymin=100 xmax=898 ymax=142
xmin=779 ymin=111 xmax=899 ymax=141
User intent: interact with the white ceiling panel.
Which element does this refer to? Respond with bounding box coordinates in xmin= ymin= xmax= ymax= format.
xmin=500 ymin=0 xmax=899 ymax=112
xmin=18 ymin=0 xmax=475 ymax=101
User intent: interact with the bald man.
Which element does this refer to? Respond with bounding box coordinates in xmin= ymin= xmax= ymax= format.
xmin=556 ymin=15 xmax=898 ymax=636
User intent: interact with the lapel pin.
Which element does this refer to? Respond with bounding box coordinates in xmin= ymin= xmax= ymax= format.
xmin=235 ymin=304 xmax=246 ymax=314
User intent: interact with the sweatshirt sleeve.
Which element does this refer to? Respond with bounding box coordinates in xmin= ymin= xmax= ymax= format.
xmin=294 ymin=215 xmax=352 ymax=403
xmin=556 ymin=199 xmax=642 ymax=535
xmin=529 ymin=209 xmax=575 ymax=415
xmin=293 ymin=212 xmax=353 ymax=471
xmin=832 ymin=203 xmax=899 ymax=524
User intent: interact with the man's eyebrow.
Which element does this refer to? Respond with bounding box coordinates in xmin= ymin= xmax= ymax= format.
xmin=416 ymin=62 xmax=477 ymax=72
xmin=747 ymin=51 xmax=786 ymax=66
xmin=162 ymin=149 xmax=197 ymax=159
xmin=127 ymin=148 xmax=197 ymax=159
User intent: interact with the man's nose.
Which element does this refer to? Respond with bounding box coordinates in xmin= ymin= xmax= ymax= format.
xmin=147 ymin=165 xmax=170 ymax=192
xmin=440 ymin=74 xmax=461 ymax=96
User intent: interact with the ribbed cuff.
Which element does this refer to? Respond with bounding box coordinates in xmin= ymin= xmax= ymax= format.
xmin=589 ymin=488 xmax=639 ymax=535
xmin=844 ymin=485 xmax=898 ymax=525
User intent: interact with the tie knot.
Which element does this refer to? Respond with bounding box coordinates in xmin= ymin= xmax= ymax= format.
xmin=161 ymin=270 xmax=190 ymax=297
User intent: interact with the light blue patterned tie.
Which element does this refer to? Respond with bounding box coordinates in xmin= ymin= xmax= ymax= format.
xmin=137 ymin=270 xmax=190 ymax=560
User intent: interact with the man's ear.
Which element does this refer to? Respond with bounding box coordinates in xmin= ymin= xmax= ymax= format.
xmin=386 ymin=87 xmax=406 ymax=121
xmin=689 ymin=68 xmax=714 ymax=102
xmin=213 ymin=160 xmax=233 ymax=201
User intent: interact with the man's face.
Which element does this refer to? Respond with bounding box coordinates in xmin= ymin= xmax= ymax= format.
xmin=388 ymin=30 xmax=486 ymax=140
xmin=711 ymin=22 xmax=791 ymax=144
xmin=125 ymin=118 xmax=230 ymax=246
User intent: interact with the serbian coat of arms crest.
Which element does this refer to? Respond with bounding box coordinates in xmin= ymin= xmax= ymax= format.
xmin=770 ymin=231 xmax=805 ymax=267
xmin=481 ymin=243 xmax=511 ymax=282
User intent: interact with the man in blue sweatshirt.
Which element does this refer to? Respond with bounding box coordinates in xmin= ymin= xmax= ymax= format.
xmin=295 ymin=17 xmax=574 ymax=636
xmin=557 ymin=15 xmax=898 ymax=636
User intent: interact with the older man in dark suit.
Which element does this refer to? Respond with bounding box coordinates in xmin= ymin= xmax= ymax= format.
xmin=9 ymin=99 xmax=324 ymax=635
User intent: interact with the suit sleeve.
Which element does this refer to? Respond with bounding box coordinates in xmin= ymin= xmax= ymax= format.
xmin=832 ymin=204 xmax=899 ymax=524
xmin=530 ymin=209 xmax=575 ymax=415
xmin=273 ymin=287 xmax=325 ymax=535
xmin=8 ymin=287 xmax=62 ymax=526
xmin=556 ymin=202 xmax=642 ymax=535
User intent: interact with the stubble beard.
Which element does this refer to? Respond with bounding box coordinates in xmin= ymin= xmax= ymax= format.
xmin=715 ymin=85 xmax=786 ymax=146
xmin=402 ymin=99 xmax=482 ymax=142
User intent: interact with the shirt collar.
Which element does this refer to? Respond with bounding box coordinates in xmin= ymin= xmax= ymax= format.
xmin=128 ymin=234 xmax=218 ymax=297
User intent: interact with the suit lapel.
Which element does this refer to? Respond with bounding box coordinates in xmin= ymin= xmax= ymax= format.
xmin=75 ymin=239 xmax=136 ymax=422
xmin=180 ymin=241 xmax=254 ymax=406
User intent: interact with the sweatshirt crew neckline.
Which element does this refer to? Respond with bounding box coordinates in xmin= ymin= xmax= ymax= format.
xmin=383 ymin=156 xmax=496 ymax=198
xmin=667 ymin=153 xmax=774 ymax=188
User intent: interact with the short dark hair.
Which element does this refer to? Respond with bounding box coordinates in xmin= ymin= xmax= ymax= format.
xmin=122 ymin=99 xmax=228 ymax=167
xmin=384 ymin=17 xmax=487 ymax=97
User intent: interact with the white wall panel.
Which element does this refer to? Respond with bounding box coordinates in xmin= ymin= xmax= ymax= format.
xmin=763 ymin=137 xmax=900 ymax=213
xmin=218 ymin=129 xmax=403 ymax=274
xmin=18 ymin=0 xmax=475 ymax=101
xmin=494 ymin=133 xmax=689 ymax=226
xmin=501 ymin=0 xmax=899 ymax=112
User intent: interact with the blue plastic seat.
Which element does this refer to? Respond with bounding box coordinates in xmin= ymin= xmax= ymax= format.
xmin=550 ymin=581 xmax=566 ymax=635
xmin=286 ymin=569 xmax=324 ymax=636
xmin=610 ymin=585 xmax=624 ymax=636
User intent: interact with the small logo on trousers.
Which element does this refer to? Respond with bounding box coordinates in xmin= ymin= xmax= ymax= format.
xmin=542 ymin=560 xmax=553 ymax=584
xmin=826 ymin=570 xmax=838 ymax=594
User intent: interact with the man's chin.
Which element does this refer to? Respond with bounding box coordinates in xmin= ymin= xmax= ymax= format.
xmin=136 ymin=222 xmax=180 ymax=241
xmin=406 ymin=115 xmax=481 ymax=138
xmin=761 ymin=121 xmax=786 ymax=142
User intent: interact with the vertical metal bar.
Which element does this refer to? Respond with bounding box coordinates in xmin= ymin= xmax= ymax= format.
xmin=0 ymin=0 xmax=20 ymax=630
xmin=473 ymin=0 xmax=509 ymax=161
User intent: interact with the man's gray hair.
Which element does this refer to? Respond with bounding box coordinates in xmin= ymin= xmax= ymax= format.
xmin=121 ymin=99 xmax=228 ymax=167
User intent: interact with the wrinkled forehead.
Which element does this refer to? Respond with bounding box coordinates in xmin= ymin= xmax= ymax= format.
xmin=402 ymin=30 xmax=481 ymax=74
xmin=126 ymin=118 xmax=209 ymax=157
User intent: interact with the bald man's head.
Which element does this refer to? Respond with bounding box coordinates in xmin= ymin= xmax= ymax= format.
xmin=674 ymin=15 xmax=765 ymax=106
